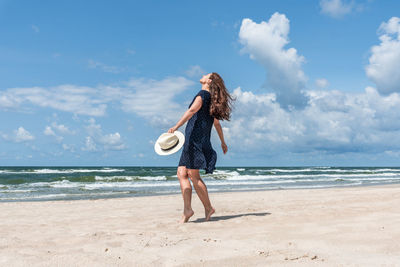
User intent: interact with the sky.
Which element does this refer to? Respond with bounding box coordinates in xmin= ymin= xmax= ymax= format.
xmin=1 ymin=0 xmax=400 ymax=167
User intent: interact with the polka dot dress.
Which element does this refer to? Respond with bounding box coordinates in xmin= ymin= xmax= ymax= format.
xmin=178 ymin=89 xmax=217 ymax=174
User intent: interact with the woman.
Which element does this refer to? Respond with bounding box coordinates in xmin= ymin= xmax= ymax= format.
xmin=168 ymin=72 xmax=234 ymax=223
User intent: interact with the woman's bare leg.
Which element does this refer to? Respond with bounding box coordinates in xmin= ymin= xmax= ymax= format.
xmin=177 ymin=166 xmax=194 ymax=223
xmin=188 ymin=169 xmax=215 ymax=221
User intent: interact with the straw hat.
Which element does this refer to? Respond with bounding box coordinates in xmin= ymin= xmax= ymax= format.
xmin=154 ymin=131 xmax=185 ymax=156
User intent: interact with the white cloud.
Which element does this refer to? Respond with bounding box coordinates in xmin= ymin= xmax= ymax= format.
xmin=0 ymin=76 xmax=195 ymax=127
xmin=119 ymin=76 xmax=195 ymax=126
xmin=82 ymin=136 xmax=97 ymax=152
xmin=238 ymin=12 xmax=308 ymax=109
xmin=88 ymin=59 xmax=124 ymax=74
xmin=366 ymin=17 xmax=400 ymax=95
xmin=43 ymin=121 xmax=75 ymax=144
xmin=0 ymin=94 xmax=16 ymax=108
xmin=9 ymin=127 xmax=35 ymax=143
xmin=185 ymin=65 xmax=206 ymax=78
xmin=83 ymin=118 xmax=127 ymax=151
xmin=222 ymin=86 xmax=400 ymax=155
xmin=62 ymin=143 xmax=75 ymax=152
xmin=44 ymin=126 xmax=56 ymax=136
xmin=102 ymin=132 xmax=126 ymax=150
xmin=315 ymin=78 xmax=329 ymax=89
xmin=319 ymin=0 xmax=354 ymax=18
xmin=51 ymin=122 xmax=75 ymax=135
xmin=43 ymin=126 xmax=64 ymax=142
xmin=0 ymin=85 xmax=107 ymax=116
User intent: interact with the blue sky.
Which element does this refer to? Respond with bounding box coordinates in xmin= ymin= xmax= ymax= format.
xmin=1 ymin=0 xmax=400 ymax=166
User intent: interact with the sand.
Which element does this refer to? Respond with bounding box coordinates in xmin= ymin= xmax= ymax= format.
xmin=0 ymin=184 xmax=399 ymax=266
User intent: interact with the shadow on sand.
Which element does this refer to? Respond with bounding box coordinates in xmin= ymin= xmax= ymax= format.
xmin=190 ymin=212 xmax=271 ymax=223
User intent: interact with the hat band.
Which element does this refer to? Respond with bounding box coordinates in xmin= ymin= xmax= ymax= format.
xmin=161 ymin=140 xmax=179 ymax=151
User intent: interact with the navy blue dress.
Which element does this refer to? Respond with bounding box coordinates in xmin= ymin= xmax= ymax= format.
xmin=178 ymin=89 xmax=217 ymax=174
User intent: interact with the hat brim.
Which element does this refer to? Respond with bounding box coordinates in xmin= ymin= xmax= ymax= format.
xmin=154 ymin=130 xmax=185 ymax=156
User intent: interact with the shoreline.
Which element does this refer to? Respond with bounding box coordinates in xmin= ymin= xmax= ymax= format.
xmin=1 ymin=181 xmax=399 ymax=203
xmin=1 ymin=183 xmax=399 ymax=266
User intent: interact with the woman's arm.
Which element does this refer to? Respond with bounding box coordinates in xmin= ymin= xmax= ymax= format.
xmin=167 ymin=96 xmax=202 ymax=133
xmin=213 ymin=118 xmax=228 ymax=154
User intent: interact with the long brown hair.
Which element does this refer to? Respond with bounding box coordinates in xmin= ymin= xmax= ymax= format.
xmin=208 ymin=72 xmax=235 ymax=121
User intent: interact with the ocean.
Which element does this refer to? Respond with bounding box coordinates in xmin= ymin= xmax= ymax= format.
xmin=0 ymin=166 xmax=399 ymax=202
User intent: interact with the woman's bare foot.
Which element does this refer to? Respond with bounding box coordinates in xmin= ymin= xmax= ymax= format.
xmin=179 ymin=209 xmax=194 ymax=223
xmin=205 ymin=207 xmax=215 ymax=221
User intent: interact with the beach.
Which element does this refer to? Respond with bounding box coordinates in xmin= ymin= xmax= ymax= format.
xmin=1 ymin=184 xmax=399 ymax=266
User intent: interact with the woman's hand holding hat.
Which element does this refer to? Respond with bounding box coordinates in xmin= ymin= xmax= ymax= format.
xmin=168 ymin=125 xmax=178 ymax=133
